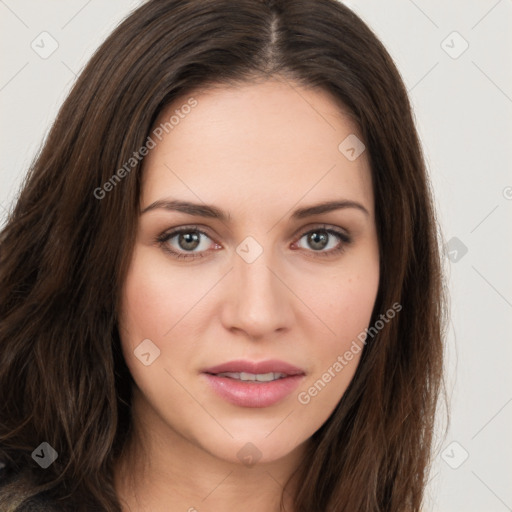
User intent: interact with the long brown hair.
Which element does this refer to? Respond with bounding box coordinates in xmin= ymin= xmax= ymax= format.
xmin=0 ymin=0 xmax=447 ymax=510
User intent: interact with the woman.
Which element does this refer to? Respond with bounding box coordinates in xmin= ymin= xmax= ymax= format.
xmin=0 ymin=0 xmax=446 ymax=510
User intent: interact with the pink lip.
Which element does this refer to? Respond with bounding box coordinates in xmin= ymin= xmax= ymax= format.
xmin=202 ymin=359 xmax=306 ymax=408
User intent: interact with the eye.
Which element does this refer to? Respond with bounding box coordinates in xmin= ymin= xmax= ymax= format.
xmin=156 ymin=227 xmax=220 ymax=260
xmin=156 ymin=224 xmax=352 ymax=261
xmin=292 ymin=226 xmax=351 ymax=257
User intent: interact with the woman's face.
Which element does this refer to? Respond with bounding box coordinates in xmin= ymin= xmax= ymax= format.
xmin=118 ymin=78 xmax=379 ymax=466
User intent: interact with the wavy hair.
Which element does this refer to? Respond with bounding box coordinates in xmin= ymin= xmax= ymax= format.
xmin=0 ymin=0 xmax=447 ymax=510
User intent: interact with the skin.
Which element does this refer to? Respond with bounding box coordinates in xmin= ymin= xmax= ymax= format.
xmin=114 ymin=77 xmax=380 ymax=512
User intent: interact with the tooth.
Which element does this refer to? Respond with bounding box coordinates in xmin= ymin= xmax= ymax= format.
xmin=256 ymin=372 xmax=277 ymax=382
xmin=239 ymin=372 xmax=256 ymax=381
xmin=217 ymin=372 xmax=240 ymax=379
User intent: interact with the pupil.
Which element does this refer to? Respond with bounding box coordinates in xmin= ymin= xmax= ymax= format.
xmin=308 ymin=231 xmax=328 ymax=250
xmin=179 ymin=232 xmax=200 ymax=250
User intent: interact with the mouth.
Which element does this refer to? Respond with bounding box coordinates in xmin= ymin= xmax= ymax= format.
xmin=201 ymin=359 xmax=306 ymax=408
xmin=210 ymin=371 xmax=290 ymax=382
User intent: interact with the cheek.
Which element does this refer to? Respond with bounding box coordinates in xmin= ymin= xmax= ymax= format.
xmin=312 ymin=266 xmax=380 ymax=347
xmin=296 ymin=263 xmax=379 ymax=409
xmin=117 ymin=246 xmax=221 ymax=391
xmin=117 ymin=248 xmax=203 ymax=409
xmin=118 ymin=247 xmax=203 ymax=343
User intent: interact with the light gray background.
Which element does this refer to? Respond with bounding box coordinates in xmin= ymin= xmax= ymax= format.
xmin=1 ymin=1 xmax=511 ymax=511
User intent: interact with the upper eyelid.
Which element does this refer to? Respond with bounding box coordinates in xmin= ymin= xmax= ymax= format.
xmin=290 ymin=223 xmax=350 ymax=240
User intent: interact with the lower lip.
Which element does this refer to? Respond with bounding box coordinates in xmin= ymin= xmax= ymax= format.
xmin=202 ymin=373 xmax=305 ymax=408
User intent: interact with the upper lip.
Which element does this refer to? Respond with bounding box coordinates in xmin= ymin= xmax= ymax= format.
xmin=203 ymin=359 xmax=305 ymax=376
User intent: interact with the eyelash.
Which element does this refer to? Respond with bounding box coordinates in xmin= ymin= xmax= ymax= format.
xmin=155 ymin=224 xmax=352 ymax=260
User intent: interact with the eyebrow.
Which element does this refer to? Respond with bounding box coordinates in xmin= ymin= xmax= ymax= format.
xmin=140 ymin=198 xmax=369 ymax=220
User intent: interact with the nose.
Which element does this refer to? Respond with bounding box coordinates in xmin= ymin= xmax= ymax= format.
xmin=220 ymin=243 xmax=295 ymax=340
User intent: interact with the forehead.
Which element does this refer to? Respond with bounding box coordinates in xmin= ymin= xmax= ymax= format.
xmin=141 ymin=79 xmax=374 ymax=218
